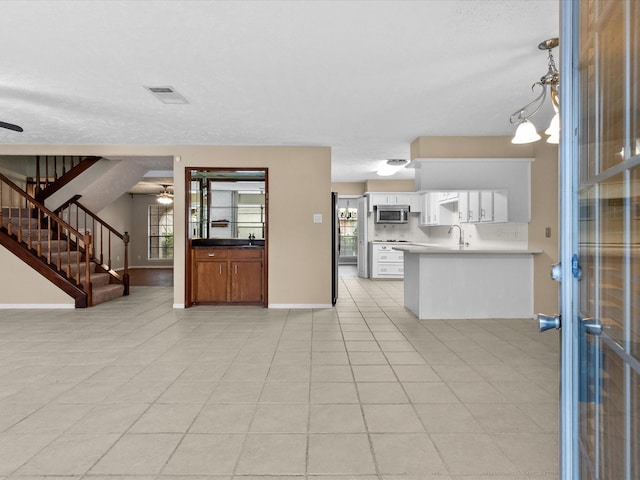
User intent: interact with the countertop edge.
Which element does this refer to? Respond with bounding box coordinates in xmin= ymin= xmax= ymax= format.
xmin=392 ymin=245 xmax=543 ymax=255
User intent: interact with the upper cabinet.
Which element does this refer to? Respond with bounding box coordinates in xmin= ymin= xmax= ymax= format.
xmin=458 ymin=190 xmax=508 ymax=224
xmin=419 ymin=190 xmax=507 ymax=227
xmin=412 ymin=158 xmax=532 ymax=222
xmin=367 ymin=193 xmax=421 ymax=213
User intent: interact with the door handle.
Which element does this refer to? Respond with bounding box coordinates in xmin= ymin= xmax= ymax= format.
xmin=581 ymin=317 xmax=602 ymax=336
xmin=538 ymin=313 xmax=561 ymax=332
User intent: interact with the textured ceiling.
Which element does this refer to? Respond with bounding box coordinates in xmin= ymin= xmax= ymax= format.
xmin=0 ymin=0 xmax=559 ymax=183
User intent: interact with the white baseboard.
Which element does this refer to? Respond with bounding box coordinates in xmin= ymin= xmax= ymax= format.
xmin=121 ymin=265 xmax=174 ymax=270
xmin=269 ymin=303 xmax=333 ymax=309
xmin=0 ymin=304 xmax=75 ymax=309
xmin=173 ymin=303 xmax=185 ymax=309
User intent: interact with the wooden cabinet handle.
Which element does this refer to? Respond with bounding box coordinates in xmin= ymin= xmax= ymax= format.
xmin=208 ymin=253 xmax=215 ymax=257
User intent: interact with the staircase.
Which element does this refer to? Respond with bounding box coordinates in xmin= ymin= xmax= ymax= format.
xmin=0 ymin=169 xmax=129 ymax=308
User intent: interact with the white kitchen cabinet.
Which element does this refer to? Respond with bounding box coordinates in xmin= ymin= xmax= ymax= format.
xmin=369 ymin=243 xmax=404 ymax=279
xmin=490 ymin=190 xmax=508 ymax=222
xmin=479 ymin=191 xmax=494 ymax=222
xmin=439 ymin=191 xmax=459 ymax=203
xmin=467 ymin=191 xmax=481 ymax=223
xmin=458 ymin=191 xmax=469 ymax=223
xmin=419 ymin=192 xmax=458 ymax=226
xmin=458 ymin=190 xmax=507 ymax=223
xmin=419 ymin=192 xmax=439 ymax=226
xmin=412 ymin=158 xmax=531 ymax=222
xmin=367 ymin=193 xmax=420 ymax=212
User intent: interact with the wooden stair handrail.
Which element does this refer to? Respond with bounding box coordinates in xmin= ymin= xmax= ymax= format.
xmin=55 ymin=196 xmax=130 ymax=296
xmin=58 ymin=196 xmax=126 ymax=240
xmin=34 ymin=155 xmax=101 ymax=204
xmin=1 ymin=173 xmax=88 ymax=243
xmin=0 ymin=172 xmax=94 ymax=306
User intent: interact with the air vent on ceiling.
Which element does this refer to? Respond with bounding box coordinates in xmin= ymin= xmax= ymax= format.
xmin=144 ymin=86 xmax=189 ymax=104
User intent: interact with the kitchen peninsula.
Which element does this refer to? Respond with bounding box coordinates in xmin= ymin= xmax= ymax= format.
xmin=393 ymin=244 xmax=542 ymax=319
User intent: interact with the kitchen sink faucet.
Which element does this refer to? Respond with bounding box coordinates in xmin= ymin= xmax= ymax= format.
xmin=448 ymin=225 xmax=465 ymax=248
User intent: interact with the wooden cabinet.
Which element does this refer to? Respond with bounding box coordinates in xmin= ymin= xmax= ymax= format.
xmin=230 ymin=257 xmax=264 ymax=303
xmin=192 ymin=247 xmax=264 ymax=305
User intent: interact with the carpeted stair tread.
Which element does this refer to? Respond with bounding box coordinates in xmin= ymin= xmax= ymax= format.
xmin=92 ymin=284 xmax=125 ymax=306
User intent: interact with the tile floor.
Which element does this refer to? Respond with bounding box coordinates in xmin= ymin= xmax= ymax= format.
xmin=0 ymin=269 xmax=559 ymax=479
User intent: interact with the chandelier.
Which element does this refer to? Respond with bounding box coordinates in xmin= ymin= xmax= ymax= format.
xmin=510 ymin=38 xmax=560 ymax=144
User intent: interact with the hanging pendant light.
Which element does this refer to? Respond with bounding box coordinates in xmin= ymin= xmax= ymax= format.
xmin=509 ymin=38 xmax=560 ymax=144
xmin=512 ymin=119 xmax=542 ymax=144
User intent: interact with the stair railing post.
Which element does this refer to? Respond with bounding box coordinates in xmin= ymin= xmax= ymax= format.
xmin=123 ymin=231 xmax=130 ymax=295
xmin=84 ymin=231 xmax=93 ymax=306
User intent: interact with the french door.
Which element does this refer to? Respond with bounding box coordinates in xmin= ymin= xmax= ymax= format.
xmin=555 ymin=1 xmax=640 ymax=478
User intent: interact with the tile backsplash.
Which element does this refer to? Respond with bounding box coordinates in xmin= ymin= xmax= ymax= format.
xmin=371 ymin=216 xmax=529 ymax=250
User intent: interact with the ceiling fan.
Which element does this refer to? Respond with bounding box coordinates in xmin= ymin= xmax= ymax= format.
xmin=157 ymin=185 xmax=173 ymax=205
xmin=0 ymin=120 xmax=23 ymax=132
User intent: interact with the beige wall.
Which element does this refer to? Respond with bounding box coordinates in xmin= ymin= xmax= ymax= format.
xmin=411 ymin=136 xmax=536 ymax=159
xmin=0 ymin=145 xmax=332 ymax=308
xmin=364 ymin=179 xmax=414 ymax=192
xmin=0 ymin=247 xmax=74 ymax=307
xmin=530 ymin=142 xmax=560 ymax=313
xmin=331 ymin=182 xmax=365 ymax=196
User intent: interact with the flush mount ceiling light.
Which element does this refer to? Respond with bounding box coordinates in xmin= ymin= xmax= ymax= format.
xmin=157 ymin=185 xmax=174 ymax=205
xmin=377 ymin=159 xmax=408 ymax=176
xmin=510 ymin=38 xmax=560 ymax=145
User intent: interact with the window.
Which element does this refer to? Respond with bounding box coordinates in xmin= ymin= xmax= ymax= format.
xmin=148 ymin=205 xmax=173 ymax=260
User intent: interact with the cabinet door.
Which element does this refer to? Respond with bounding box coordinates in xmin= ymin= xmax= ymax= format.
xmin=493 ymin=190 xmax=509 ymax=222
xmin=458 ymin=191 xmax=469 ymax=223
xmin=194 ymin=260 xmax=228 ymax=303
xmin=419 ymin=193 xmax=430 ymax=226
xmin=479 ymin=191 xmax=494 ymax=222
xmin=394 ymin=194 xmax=413 ymax=206
xmin=467 ymin=191 xmax=481 ymax=222
xmin=230 ymin=260 xmax=263 ymax=303
xmin=429 ymin=192 xmax=440 ymax=225
xmin=368 ymin=194 xmax=388 ymax=212
xmin=409 ymin=194 xmax=422 ymax=213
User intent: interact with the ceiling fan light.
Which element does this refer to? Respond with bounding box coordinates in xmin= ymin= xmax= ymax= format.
xmin=377 ymin=159 xmax=407 ymax=176
xmin=157 ymin=193 xmax=173 ymax=204
xmin=511 ymin=119 xmax=541 ymax=144
xmin=157 ymin=185 xmax=174 ymax=204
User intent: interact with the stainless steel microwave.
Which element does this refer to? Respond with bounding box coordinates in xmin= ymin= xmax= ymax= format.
xmin=375 ymin=205 xmax=410 ymax=224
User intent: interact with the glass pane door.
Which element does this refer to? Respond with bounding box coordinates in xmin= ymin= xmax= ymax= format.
xmin=571 ymin=1 xmax=640 ymax=478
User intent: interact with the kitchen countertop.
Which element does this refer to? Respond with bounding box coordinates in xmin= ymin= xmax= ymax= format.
xmin=392 ymin=243 xmax=543 ymax=255
xmin=370 ymin=240 xmax=413 ymax=244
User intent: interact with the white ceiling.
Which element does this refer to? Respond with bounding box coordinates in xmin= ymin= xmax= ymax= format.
xmin=0 ymin=0 xmax=559 ymax=184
